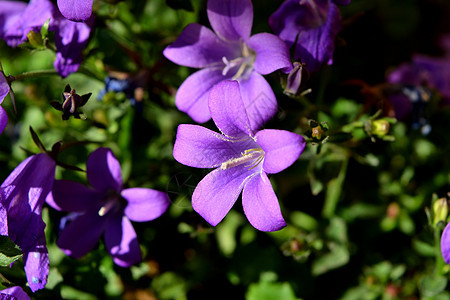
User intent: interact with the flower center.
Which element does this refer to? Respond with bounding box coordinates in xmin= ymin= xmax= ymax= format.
xmin=98 ymin=189 xmax=124 ymax=217
xmin=220 ymin=148 xmax=264 ymax=170
xmin=221 ymin=43 xmax=256 ymax=80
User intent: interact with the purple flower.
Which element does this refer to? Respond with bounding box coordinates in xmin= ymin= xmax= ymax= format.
xmin=442 ymin=222 xmax=450 ymax=264
xmin=46 ymin=147 xmax=170 ymax=267
xmin=0 ymin=0 xmax=93 ymax=77
xmin=173 ymin=80 xmax=305 ymax=231
xmin=0 ymin=73 xmax=9 ymax=135
xmin=57 ymin=0 xmax=93 ymax=22
xmin=0 ymin=153 xmax=56 ymax=292
xmin=269 ymin=0 xmax=349 ymax=72
xmin=0 ymin=286 xmax=30 ymax=300
xmin=163 ymin=0 xmax=292 ymax=129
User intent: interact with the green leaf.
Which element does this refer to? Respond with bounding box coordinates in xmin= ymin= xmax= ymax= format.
xmin=246 ymin=281 xmax=298 ymax=300
xmin=0 ymin=236 xmax=23 ymax=267
xmin=312 ymin=244 xmax=350 ymax=276
xmin=420 ymin=274 xmax=447 ymax=298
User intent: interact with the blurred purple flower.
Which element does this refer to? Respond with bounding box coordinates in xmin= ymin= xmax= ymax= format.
xmin=173 ymin=81 xmax=305 ymax=231
xmin=57 ymin=0 xmax=93 ymax=22
xmin=0 ymin=286 xmax=30 ymax=300
xmin=46 ymin=147 xmax=170 ymax=267
xmin=269 ymin=0 xmax=349 ymax=73
xmin=0 ymin=73 xmax=9 ymax=135
xmin=0 ymin=0 xmax=94 ymax=77
xmin=163 ymin=0 xmax=292 ymax=129
xmin=441 ymin=222 xmax=450 ymax=264
xmin=0 ymin=153 xmax=56 ymax=292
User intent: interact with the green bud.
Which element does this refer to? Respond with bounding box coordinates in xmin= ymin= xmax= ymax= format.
xmin=27 ymin=31 xmax=44 ymax=49
xmin=433 ymin=197 xmax=448 ymax=226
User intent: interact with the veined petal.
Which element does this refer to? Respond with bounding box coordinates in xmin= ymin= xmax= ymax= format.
xmin=0 ymin=106 xmax=7 ymax=135
xmin=173 ymin=124 xmax=253 ymax=168
xmin=207 ymin=0 xmax=253 ymax=41
xmin=57 ymin=210 xmax=107 ymax=258
xmin=57 ymin=0 xmax=93 ymax=22
xmin=105 ymin=215 xmax=141 ymax=267
xmin=46 ymin=180 xmax=101 ymax=212
xmin=163 ymin=23 xmax=238 ymax=69
xmin=0 ymin=73 xmax=9 ymax=104
xmin=247 ymin=33 xmax=292 ymax=75
xmin=87 ymin=147 xmax=122 ymax=193
xmin=175 ymin=68 xmax=226 ymax=123
xmin=122 ymin=188 xmax=170 ymax=222
xmin=442 ymin=222 xmax=450 ymax=263
xmin=242 ymin=172 xmax=286 ymax=231
xmin=239 ymin=72 xmax=277 ymax=132
xmin=24 ymin=249 xmax=49 ymax=292
xmin=209 ymin=80 xmax=252 ymax=137
xmin=256 ymin=129 xmax=305 ymax=174
xmin=192 ymin=165 xmax=253 ymax=226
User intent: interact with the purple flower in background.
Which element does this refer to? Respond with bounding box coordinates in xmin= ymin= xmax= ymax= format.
xmin=163 ymin=0 xmax=292 ymax=129
xmin=441 ymin=222 xmax=450 ymax=264
xmin=269 ymin=0 xmax=350 ymax=72
xmin=173 ymin=81 xmax=305 ymax=231
xmin=0 ymin=286 xmax=30 ymax=300
xmin=0 ymin=73 xmax=9 ymax=135
xmin=57 ymin=0 xmax=93 ymax=22
xmin=0 ymin=0 xmax=94 ymax=77
xmin=0 ymin=153 xmax=56 ymax=292
xmin=46 ymin=147 xmax=170 ymax=267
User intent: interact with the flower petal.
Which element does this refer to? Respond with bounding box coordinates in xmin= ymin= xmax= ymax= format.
xmin=173 ymin=124 xmax=256 ymax=168
xmin=46 ymin=179 xmax=101 ymax=212
xmin=87 ymin=147 xmax=122 ymax=193
xmin=0 ymin=286 xmax=31 ymax=300
xmin=24 ymin=250 xmax=49 ymax=292
xmin=175 ymin=68 xmax=226 ymax=123
xmin=242 ymin=172 xmax=286 ymax=231
xmin=57 ymin=210 xmax=107 ymax=258
xmin=442 ymin=222 xmax=450 ymax=263
xmin=122 ymin=188 xmax=170 ymax=222
xmin=105 ymin=215 xmax=141 ymax=267
xmin=209 ymin=80 xmax=252 ymax=137
xmin=256 ymin=129 xmax=305 ymax=174
xmin=57 ymin=0 xmax=93 ymax=22
xmin=247 ymin=33 xmax=292 ymax=75
xmin=192 ymin=165 xmax=253 ymax=226
xmin=0 ymin=73 xmax=9 ymax=104
xmin=0 ymin=106 xmax=7 ymax=135
xmin=239 ymin=72 xmax=278 ymax=132
xmin=163 ymin=23 xmax=238 ymax=69
xmin=207 ymin=0 xmax=253 ymax=41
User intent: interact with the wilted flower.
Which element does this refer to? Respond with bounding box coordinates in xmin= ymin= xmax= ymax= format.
xmin=47 ymin=147 xmax=171 ymax=267
xmin=57 ymin=0 xmax=93 ymax=22
xmin=0 ymin=153 xmax=56 ymax=292
xmin=269 ymin=0 xmax=350 ymax=73
xmin=0 ymin=72 xmax=9 ymax=134
xmin=0 ymin=0 xmax=94 ymax=77
xmin=163 ymin=0 xmax=292 ymax=129
xmin=173 ymin=81 xmax=305 ymax=231
xmin=50 ymin=84 xmax=92 ymax=120
xmin=0 ymin=286 xmax=30 ymax=300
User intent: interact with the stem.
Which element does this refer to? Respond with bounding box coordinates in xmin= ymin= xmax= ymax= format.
xmin=9 ymin=69 xmax=58 ymax=82
xmin=435 ymin=226 xmax=445 ymax=276
xmin=322 ymin=155 xmax=349 ymax=218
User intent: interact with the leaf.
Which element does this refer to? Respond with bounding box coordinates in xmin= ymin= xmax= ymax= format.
xmin=312 ymin=245 xmax=350 ymax=276
xmin=246 ymin=281 xmax=298 ymax=300
xmin=0 ymin=236 xmax=23 ymax=267
xmin=420 ymin=274 xmax=447 ymax=298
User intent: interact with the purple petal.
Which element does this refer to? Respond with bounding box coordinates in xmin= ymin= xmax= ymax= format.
xmin=192 ymin=165 xmax=253 ymax=226
xmin=122 ymin=188 xmax=170 ymax=222
xmin=207 ymin=0 xmax=253 ymax=41
xmin=242 ymin=172 xmax=286 ymax=231
xmin=0 ymin=286 xmax=31 ymax=300
xmin=24 ymin=250 xmax=49 ymax=292
xmin=57 ymin=210 xmax=107 ymax=258
xmin=175 ymin=68 xmax=226 ymax=123
xmin=256 ymin=129 xmax=305 ymax=174
xmin=163 ymin=23 xmax=238 ymax=69
xmin=46 ymin=180 xmax=101 ymax=212
xmin=57 ymin=0 xmax=93 ymax=22
xmin=0 ymin=106 xmax=7 ymax=135
xmin=0 ymin=73 xmax=10 ymax=104
xmin=239 ymin=72 xmax=278 ymax=131
xmin=247 ymin=33 xmax=292 ymax=75
xmin=173 ymin=124 xmax=255 ymax=168
xmin=105 ymin=215 xmax=141 ymax=267
xmin=442 ymin=222 xmax=450 ymax=263
xmin=0 ymin=2 xmax=27 ymax=39
xmin=209 ymin=80 xmax=252 ymax=137
xmin=87 ymin=147 xmax=122 ymax=193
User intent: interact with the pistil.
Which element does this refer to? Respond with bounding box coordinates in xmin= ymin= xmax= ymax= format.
xmin=220 ymin=148 xmax=264 ymax=170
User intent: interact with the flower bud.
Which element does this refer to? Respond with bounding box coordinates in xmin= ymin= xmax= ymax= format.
xmin=433 ymin=197 xmax=448 ymax=226
xmin=27 ymin=31 xmax=44 ymax=49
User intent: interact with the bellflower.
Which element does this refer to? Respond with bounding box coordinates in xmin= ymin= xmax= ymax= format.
xmin=441 ymin=222 xmax=450 ymax=264
xmin=0 ymin=73 xmax=9 ymax=135
xmin=0 ymin=286 xmax=30 ymax=300
xmin=0 ymin=0 xmax=93 ymax=77
xmin=0 ymin=153 xmax=56 ymax=292
xmin=57 ymin=0 xmax=93 ymax=22
xmin=173 ymin=81 xmax=306 ymax=231
xmin=163 ymin=0 xmax=292 ymax=130
xmin=46 ymin=147 xmax=170 ymax=267
xmin=269 ymin=0 xmax=350 ymax=73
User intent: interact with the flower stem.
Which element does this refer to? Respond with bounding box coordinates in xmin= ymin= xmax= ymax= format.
xmin=435 ymin=226 xmax=445 ymax=276
xmin=8 ymin=69 xmax=58 ymax=83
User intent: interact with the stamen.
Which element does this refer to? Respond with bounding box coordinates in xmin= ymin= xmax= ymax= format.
xmin=220 ymin=148 xmax=264 ymax=170
xmin=98 ymin=200 xmax=116 ymax=216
